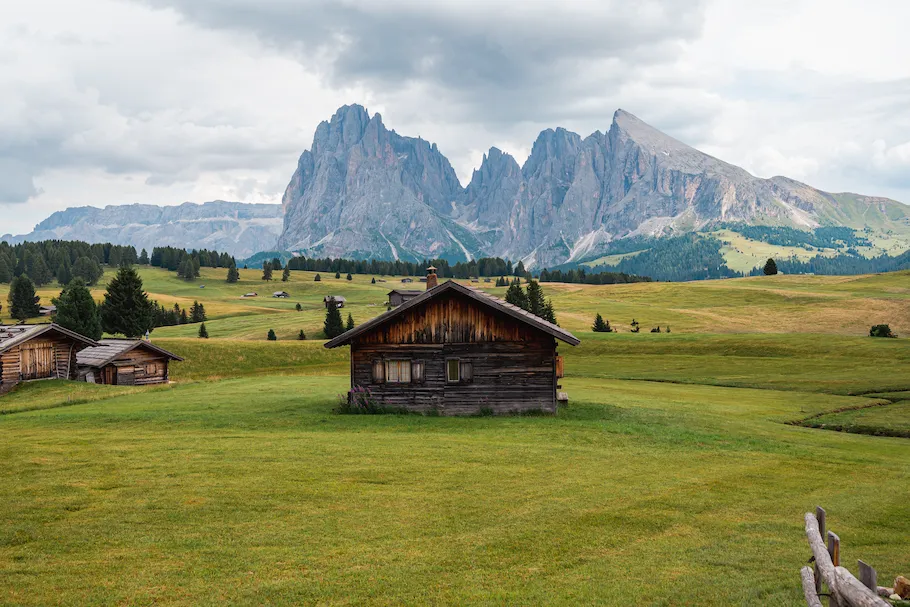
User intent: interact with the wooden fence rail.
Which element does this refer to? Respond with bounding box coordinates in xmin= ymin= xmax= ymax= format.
xmin=802 ymin=507 xmax=891 ymax=607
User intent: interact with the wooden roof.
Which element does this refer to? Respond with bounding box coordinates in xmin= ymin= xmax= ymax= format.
xmin=323 ymin=295 xmax=347 ymax=302
xmin=76 ymin=339 xmax=184 ymax=368
xmin=387 ymin=289 xmax=423 ymax=296
xmin=325 ymin=280 xmax=580 ymax=348
xmin=0 ymin=323 xmax=100 ymax=354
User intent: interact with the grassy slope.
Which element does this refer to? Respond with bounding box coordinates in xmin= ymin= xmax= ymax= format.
xmin=2 ymin=268 xmax=910 ymax=604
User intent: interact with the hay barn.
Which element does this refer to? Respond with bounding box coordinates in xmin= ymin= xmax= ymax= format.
xmin=77 ymin=339 xmax=183 ymax=386
xmin=0 ymin=324 xmax=99 ymax=394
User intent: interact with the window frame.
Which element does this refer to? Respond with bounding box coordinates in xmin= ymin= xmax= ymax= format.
xmin=446 ymin=358 xmax=460 ymax=383
xmin=385 ymin=359 xmax=411 ymax=384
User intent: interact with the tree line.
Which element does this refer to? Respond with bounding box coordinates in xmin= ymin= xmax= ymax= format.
xmin=0 ymin=240 xmax=138 ymax=287
xmin=536 ymin=268 xmax=652 ymax=285
xmin=749 ymin=249 xmax=910 ymax=276
xmin=719 ymin=223 xmax=872 ymax=250
xmin=284 ymin=255 xmax=526 ymax=279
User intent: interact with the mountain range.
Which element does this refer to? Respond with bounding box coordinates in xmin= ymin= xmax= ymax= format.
xmin=7 ymin=104 xmax=910 ymax=268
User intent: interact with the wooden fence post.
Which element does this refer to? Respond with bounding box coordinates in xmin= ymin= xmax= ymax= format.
xmin=858 ymin=561 xmax=876 ymax=592
xmin=828 ymin=531 xmax=840 ymax=567
xmin=815 ymin=507 xmax=826 ymax=594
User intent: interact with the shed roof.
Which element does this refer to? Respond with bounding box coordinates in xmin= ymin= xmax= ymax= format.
xmin=387 ymin=289 xmax=423 ymax=296
xmin=0 ymin=323 xmax=100 ymax=354
xmin=325 ymin=280 xmax=580 ymax=348
xmin=323 ymin=295 xmax=346 ymax=302
xmin=76 ymin=339 xmax=184 ymax=368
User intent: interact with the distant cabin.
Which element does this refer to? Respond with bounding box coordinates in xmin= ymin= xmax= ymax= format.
xmin=77 ymin=339 xmax=183 ymax=386
xmin=273 ymin=291 xmax=290 ymax=298
xmin=0 ymin=324 xmax=99 ymax=394
xmin=39 ymin=305 xmax=57 ymax=317
xmin=242 ymin=292 xmax=258 ymax=298
xmin=324 ymin=296 xmax=346 ymax=309
xmin=401 ymin=278 xmax=414 ymax=284
xmin=387 ymin=289 xmax=422 ymax=308
xmin=325 ymin=269 xmax=579 ymax=415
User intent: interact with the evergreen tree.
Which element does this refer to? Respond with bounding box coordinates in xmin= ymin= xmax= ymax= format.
xmin=504 ymin=279 xmax=528 ymax=310
xmin=314 ymin=273 xmax=321 ymax=281
xmin=180 ymin=308 xmax=189 ymax=324
xmin=198 ymin=323 xmax=209 ymax=338
xmin=226 ymin=266 xmax=240 ymax=283
xmin=190 ymin=301 xmax=207 ymax=323
xmin=282 ymin=267 xmax=291 ymax=282
xmin=592 ymin=313 xmax=611 ymax=333
xmin=296 ymin=303 xmax=302 ymax=312
xmin=0 ymin=256 xmax=11 ymax=283
xmin=28 ymin=254 xmax=53 ymax=286
xmin=72 ymin=256 xmax=104 ymax=285
xmin=262 ymin=262 xmax=273 ymax=281
xmin=53 ymin=279 xmax=102 ymax=340
xmin=139 ymin=249 xmax=149 ymax=265
xmin=346 ymin=273 xmax=352 ymax=281
xmin=108 ymin=247 xmax=122 ymax=268
xmin=525 ymin=280 xmax=547 ymax=317
xmin=334 ymin=271 xmax=341 ymax=279
xmin=514 ymin=261 xmax=526 ymax=277
xmin=542 ymin=299 xmax=558 ymax=325
xmin=323 ymin=299 xmax=345 ymax=338
xmin=271 ymin=257 xmax=282 ymax=271
xmin=346 ymin=313 xmax=355 ymax=331
xmin=56 ymin=263 xmax=73 ymax=286
xmin=99 ymin=265 xmax=154 ymax=338
xmin=7 ymin=274 xmax=40 ymax=320
xmin=763 ymin=258 xmax=779 ymax=276
xmin=371 ymin=277 xmax=376 ymax=284
xmin=298 ymin=329 xmax=306 ymax=340
xmin=267 ymin=329 xmax=277 ymax=341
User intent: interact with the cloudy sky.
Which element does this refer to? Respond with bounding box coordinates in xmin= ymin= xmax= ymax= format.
xmin=3 ymin=0 xmax=910 ymax=235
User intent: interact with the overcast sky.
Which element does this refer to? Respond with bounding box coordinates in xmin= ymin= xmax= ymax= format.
xmin=3 ymin=0 xmax=910 ymax=235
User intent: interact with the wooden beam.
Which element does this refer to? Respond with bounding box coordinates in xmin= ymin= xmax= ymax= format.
xmin=828 ymin=531 xmax=841 ymax=567
xmin=834 ymin=567 xmax=891 ymax=607
xmin=801 ymin=566 xmax=824 ymax=607
xmin=805 ymin=512 xmax=840 ymax=604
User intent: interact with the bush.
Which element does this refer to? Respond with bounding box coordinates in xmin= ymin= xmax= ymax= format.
xmin=198 ymin=323 xmax=209 ymax=339
xmin=267 ymin=329 xmax=277 ymax=341
xmin=314 ymin=274 xmax=321 ymax=281
xmin=763 ymin=258 xmax=778 ymax=276
xmin=298 ymin=329 xmax=306 ymax=340
xmin=870 ymin=324 xmax=897 ymax=338
xmin=335 ymin=386 xmax=383 ymax=414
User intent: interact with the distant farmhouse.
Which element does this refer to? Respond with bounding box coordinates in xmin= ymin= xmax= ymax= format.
xmin=326 ymin=268 xmax=579 ymax=415
xmin=387 ymin=289 xmax=422 ymax=308
xmin=78 ymin=339 xmax=183 ymax=386
xmin=324 ymin=296 xmax=346 ymax=309
xmin=273 ymin=291 xmax=290 ymax=298
xmin=0 ymin=324 xmax=98 ymax=394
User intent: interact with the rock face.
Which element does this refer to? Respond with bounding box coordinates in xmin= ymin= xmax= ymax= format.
xmin=4 ymin=201 xmax=283 ymax=258
xmin=278 ymin=105 xmax=482 ymax=262
xmin=279 ymin=105 xmax=910 ymax=267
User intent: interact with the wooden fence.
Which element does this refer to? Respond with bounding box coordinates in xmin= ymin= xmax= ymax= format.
xmin=801 ymin=507 xmax=893 ymax=606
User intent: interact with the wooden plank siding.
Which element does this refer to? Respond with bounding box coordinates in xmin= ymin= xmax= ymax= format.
xmin=0 ymin=336 xmax=82 ymax=393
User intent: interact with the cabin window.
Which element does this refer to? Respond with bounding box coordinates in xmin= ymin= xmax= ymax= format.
xmin=371 ymin=359 xmax=384 ymax=384
xmin=447 ymin=359 xmax=460 ymax=383
xmin=411 ymin=361 xmax=425 ymax=384
xmin=385 ymin=360 xmax=411 ymax=384
xmin=460 ymin=361 xmax=473 ymax=382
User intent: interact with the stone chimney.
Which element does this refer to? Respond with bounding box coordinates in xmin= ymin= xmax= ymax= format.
xmin=426 ymin=266 xmax=438 ymax=290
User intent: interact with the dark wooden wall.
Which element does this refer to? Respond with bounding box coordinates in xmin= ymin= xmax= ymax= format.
xmin=88 ymin=349 xmax=170 ymax=386
xmin=0 ymin=335 xmax=81 ymax=393
xmin=348 ymin=291 xmax=559 ymax=415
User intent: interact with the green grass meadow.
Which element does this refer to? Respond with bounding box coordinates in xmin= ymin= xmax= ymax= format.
xmin=2 ymin=267 xmax=910 ymax=605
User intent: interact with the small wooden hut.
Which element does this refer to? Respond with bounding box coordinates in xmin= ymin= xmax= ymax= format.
xmin=323 ymin=296 xmax=346 ymax=309
xmin=325 ymin=271 xmax=579 ymax=415
xmin=0 ymin=324 xmax=99 ymax=394
xmin=77 ymin=339 xmax=183 ymax=386
xmin=387 ymin=289 xmax=423 ymax=308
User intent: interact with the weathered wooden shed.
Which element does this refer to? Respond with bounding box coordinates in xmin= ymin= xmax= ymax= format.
xmin=0 ymin=324 xmax=99 ymax=394
xmin=325 ymin=278 xmax=580 ymax=415
xmin=323 ymin=296 xmax=346 ymax=309
xmin=77 ymin=339 xmax=184 ymax=386
xmin=387 ymin=289 xmax=423 ymax=307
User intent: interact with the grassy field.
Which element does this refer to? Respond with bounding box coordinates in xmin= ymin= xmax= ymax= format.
xmin=2 ymin=267 xmax=910 ymax=605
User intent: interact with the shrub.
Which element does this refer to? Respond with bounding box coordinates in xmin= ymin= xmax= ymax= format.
xmin=314 ymin=274 xmax=321 ymax=281
xmin=267 ymin=329 xmax=277 ymax=341
xmin=870 ymin=324 xmax=897 ymax=338
xmin=763 ymin=258 xmax=778 ymax=276
xmin=198 ymin=323 xmax=209 ymax=339
xmin=298 ymin=329 xmax=306 ymax=340
xmin=296 ymin=303 xmax=302 ymax=312
xmin=335 ymin=386 xmax=383 ymax=414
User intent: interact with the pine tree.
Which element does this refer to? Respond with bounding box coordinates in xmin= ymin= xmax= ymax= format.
xmin=323 ymin=299 xmax=345 ymax=338
xmin=371 ymin=277 xmax=376 ymax=284
xmin=0 ymin=256 xmax=11 ymax=283
xmin=542 ymin=299 xmax=558 ymax=325
xmin=28 ymin=255 xmax=53 ymax=286
xmin=282 ymin=267 xmax=291 ymax=282
xmin=226 ymin=266 xmax=240 ymax=283
xmin=52 ymin=279 xmax=102 ymax=340
xmin=334 ymin=271 xmax=341 ymax=279
xmin=295 ymin=303 xmax=302 ymax=312
xmin=298 ymin=329 xmax=306 ymax=340
xmin=763 ymin=258 xmax=779 ymax=276
xmin=139 ymin=249 xmax=149 ymax=265
xmin=592 ymin=313 xmax=611 ymax=333
xmin=99 ymin=265 xmax=154 ymax=337
xmin=505 ymin=279 xmax=528 ymax=310
xmin=72 ymin=256 xmax=104 ymax=285
xmin=180 ymin=309 xmax=189 ymax=325
xmin=8 ymin=274 xmax=40 ymax=320
xmin=262 ymin=262 xmax=273 ymax=281
xmin=190 ymin=300 xmax=207 ymax=323
xmin=271 ymin=257 xmax=282 ymax=271
xmin=514 ymin=261 xmax=526 ymax=277
xmin=346 ymin=313 xmax=355 ymax=331
xmin=314 ymin=273 xmax=321 ymax=281
xmin=346 ymin=273 xmax=352 ymax=281
xmin=198 ymin=323 xmax=209 ymax=338
xmin=267 ymin=329 xmax=277 ymax=341
xmin=56 ymin=263 xmax=72 ymax=286
xmin=525 ymin=280 xmax=546 ymax=317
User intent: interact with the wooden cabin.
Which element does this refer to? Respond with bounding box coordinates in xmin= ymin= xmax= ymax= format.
xmin=324 ymin=296 xmax=346 ymax=309
xmin=387 ymin=289 xmax=423 ymax=308
xmin=325 ymin=273 xmax=580 ymax=415
xmin=0 ymin=324 xmax=99 ymax=394
xmin=77 ymin=339 xmax=183 ymax=386
xmin=273 ymin=291 xmax=290 ymax=298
